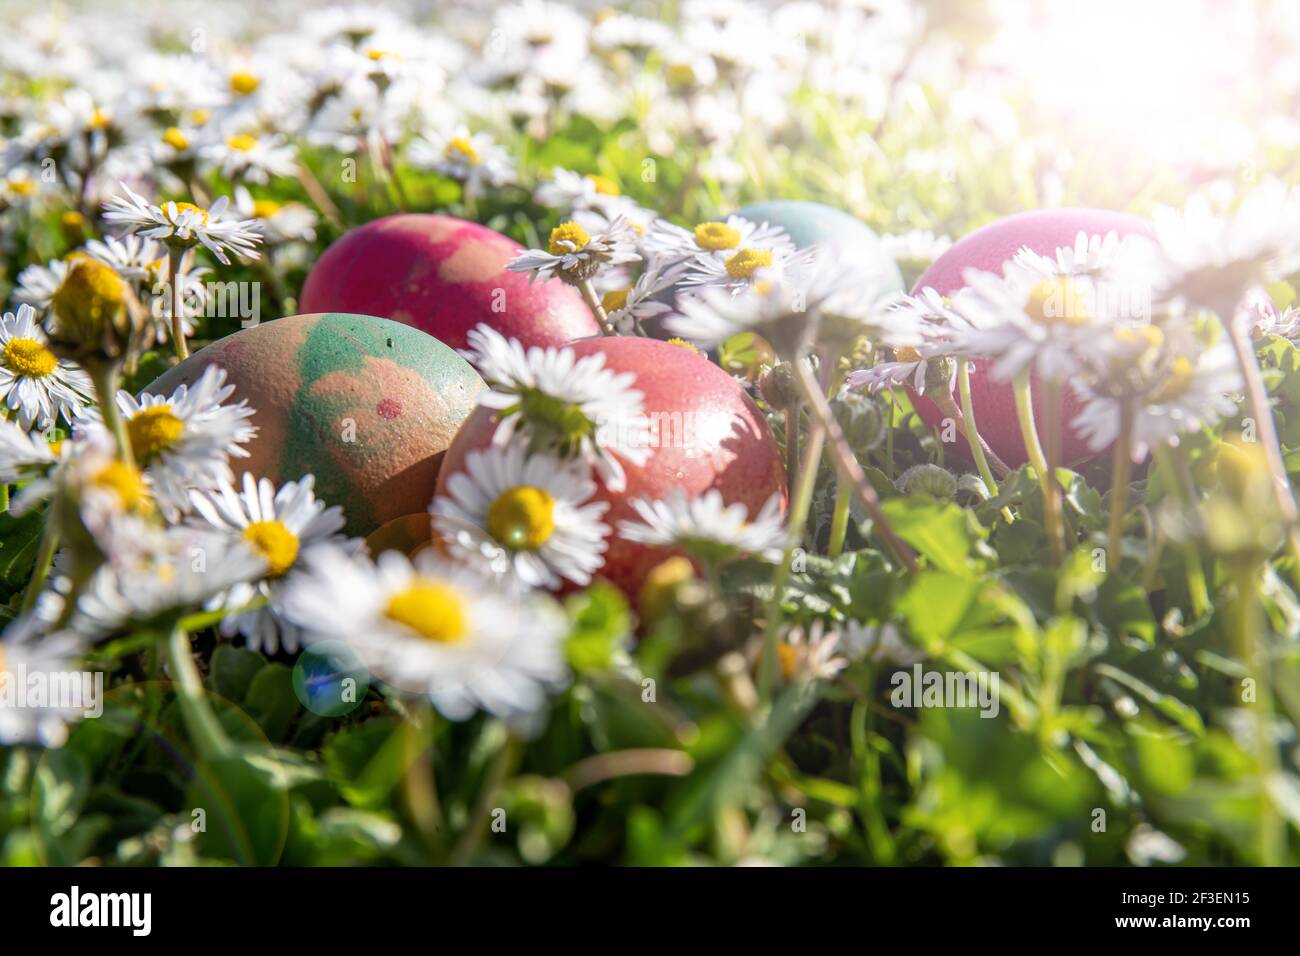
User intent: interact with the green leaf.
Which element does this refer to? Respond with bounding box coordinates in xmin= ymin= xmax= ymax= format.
xmin=1094 ymin=664 xmax=1205 ymax=736
xmin=881 ymin=496 xmax=991 ymax=576
xmin=209 ymin=644 xmax=267 ymax=702
xmin=0 ymin=509 xmax=46 ymax=589
xmin=564 ymin=581 xmax=631 ymax=674
xmin=323 ymin=718 xmax=412 ymax=811
xmin=244 ymin=664 xmax=300 ymax=742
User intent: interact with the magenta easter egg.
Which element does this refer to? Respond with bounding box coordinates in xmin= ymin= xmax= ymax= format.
xmin=435 ymin=337 xmax=787 ymax=599
xmin=145 ymin=312 xmax=483 ymax=537
xmin=299 ymin=214 xmax=600 ymax=351
xmin=910 ymin=208 xmax=1154 ymax=467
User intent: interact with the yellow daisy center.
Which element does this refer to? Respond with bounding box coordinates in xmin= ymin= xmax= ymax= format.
xmin=1147 ymin=356 xmax=1195 ymax=404
xmin=1026 ymin=277 xmax=1089 ymax=327
xmin=724 ymin=247 xmax=773 ymax=280
xmin=226 ymin=133 xmax=258 ymax=152
xmin=666 ymin=63 xmax=697 ymax=89
xmin=60 ymin=210 xmax=85 ymax=229
xmin=694 ymin=221 xmax=741 ymax=251
xmin=487 ymin=486 xmax=556 ymax=550
xmin=9 ymin=177 xmax=35 ymax=197
xmin=190 ymin=108 xmax=211 ymax=126
xmin=548 ymin=221 xmax=590 ymax=255
xmin=242 ymin=520 xmax=300 ymax=577
xmin=384 ymin=579 xmax=469 ymax=643
xmin=895 ymin=346 xmax=924 ymax=363
xmin=666 ymin=337 xmax=700 ymax=354
xmin=1114 ymin=325 xmax=1164 ymax=351
xmin=252 ymin=198 xmax=281 ymax=219
xmin=777 ymin=642 xmax=799 ymax=680
xmin=445 ymin=136 xmax=480 ymax=164
xmin=51 ymin=259 xmax=127 ymax=329
xmin=171 ymin=201 xmax=209 ymax=224
xmin=229 ymin=71 xmax=260 ymax=95
xmin=601 ymin=288 xmax=630 ymax=313
xmin=2 ymin=337 xmax=58 ymax=378
xmin=89 ymin=107 xmax=111 ymax=130
xmin=587 ymin=174 xmax=620 ymax=196
xmin=91 ymin=460 xmax=150 ymax=513
xmin=162 ymin=127 xmax=190 ymax=151
xmin=367 ymin=48 xmax=400 ymax=61
xmin=127 ymin=405 xmax=184 ymax=463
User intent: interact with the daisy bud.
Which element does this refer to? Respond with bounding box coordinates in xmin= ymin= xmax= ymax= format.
xmin=637 ymin=555 xmax=696 ymax=624
xmin=895 ymin=463 xmax=957 ymax=499
xmin=759 ymin=362 xmax=800 ymax=410
xmin=832 ymin=390 xmax=884 ymax=454
xmin=921 ymin=355 xmax=957 ymax=398
xmin=47 ymin=258 xmax=141 ymax=363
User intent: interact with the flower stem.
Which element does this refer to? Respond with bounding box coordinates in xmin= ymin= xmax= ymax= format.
xmin=296 ymin=162 xmax=343 ymax=230
xmin=1108 ymin=403 xmax=1135 ymax=561
xmin=828 ymin=478 xmax=853 ymax=559
xmin=760 ymin=400 xmax=828 ymax=701
xmin=86 ymin=362 xmax=135 ymax=468
xmin=1156 ymin=444 xmax=1211 ymax=618
xmin=1224 ymin=314 xmax=1300 ymax=587
xmin=792 ymin=357 xmax=918 ymax=573
xmin=449 ymin=730 xmax=518 ymax=865
xmin=165 ymin=622 xmax=232 ymax=761
xmin=1012 ymin=370 xmax=1062 ymax=564
xmin=577 ymin=279 xmax=615 ymax=335
xmin=784 ymin=406 xmax=799 ymax=497
xmin=1229 ymin=563 xmax=1284 ymax=866
xmin=20 ymin=518 xmax=59 ymax=614
xmin=168 ymin=248 xmax=189 ymax=360
xmin=957 ymin=358 xmax=1007 ymax=490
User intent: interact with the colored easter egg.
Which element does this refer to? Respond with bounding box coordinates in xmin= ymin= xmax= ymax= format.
xmin=146 ymin=312 xmax=483 ymax=536
xmin=736 ymin=199 xmax=905 ymax=292
xmin=909 ymin=208 xmax=1154 ymax=467
xmin=435 ymin=337 xmax=787 ymax=598
xmin=298 ymin=214 xmax=600 ymax=351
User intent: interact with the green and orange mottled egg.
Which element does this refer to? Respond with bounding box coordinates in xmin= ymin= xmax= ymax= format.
xmin=146 ymin=312 xmax=483 ymax=536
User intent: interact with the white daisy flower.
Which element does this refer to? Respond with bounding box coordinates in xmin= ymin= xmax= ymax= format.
xmin=534 ymin=167 xmax=632 ymax=219
xmin=776 ymin=620 xmax=848 ymax=682
xmin=199 ymin=130 xmax=298 ymax=185
xmin=841 ymin=621 xmax=924 ymax=666
xmin=0 ymin=419 xmax=59 ymax=488
xmin=282 ymin=546 xmax=570 ymax=723
xmin=189 ymin=473 xmax=359 ymax=655
xmin=84 ymin=236 xmax=207 ymax=342
xmin=14 ymin=257 xmax=72 ymax=310
xmin=881 ymin=229 xmax=953 ymax=267
xmin=1073 ymin=338 xmax=1243 ymax=459
xmin=618 ymin=488 xmax=785 ymax=565
xmin=0 ymin=617 xmax=94 ymax=747
xmin=846 ymin=346 xmax=936 ymax=395
xmin=102 ymin=182 xmax=262 ymax=265
xmin=643 ymin=215 xmax=793 ymax=263
xmin=432 ymin=442 xmax=610 ymax=590
xmin=0 ymin=304 xmax=93 ymax=429
xmin=77 ymin=364 xmax=257 ymax=520
xmin=664 ymin=269 xmax=815 ymax=352
xmin=462 ymin=324 xmax=650 ymax=492
xmin=408 ymin=124 xmax=516 ymax=201
xmin=677 ymin=236 xmax=810 ymax=294
xmin=597 ymin=258 xmax=689 ymax=334
xmin=232 ymin=186 xmax=317 ymax=244
xmin=70 ymin=520 xmax=267 ymax=637
xmin=507 ymin=216 xmax=641 ymax=284
xmin=1143 ymin=180 xmax=1300 ymax=313
xmin=948 ymin=267 xmax=1109 ymax=384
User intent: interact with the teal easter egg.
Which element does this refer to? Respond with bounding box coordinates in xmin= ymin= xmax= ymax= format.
xmin=144 ymin=312 xmax=483 ymax=536
xmin=735 ymin=200 xmax=904 ymax=292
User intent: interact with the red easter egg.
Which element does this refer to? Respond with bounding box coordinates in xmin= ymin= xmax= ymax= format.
xmin=299 ymin=214 xmax=600 ymax=351
xmin=435 ymin=337 xmax=787 ymax=598
xmin=910 ymin=208 xmax=1154 ymax=467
